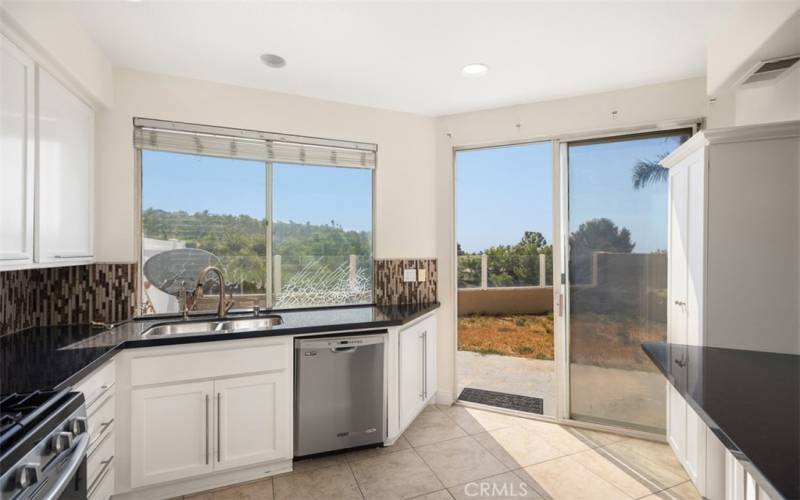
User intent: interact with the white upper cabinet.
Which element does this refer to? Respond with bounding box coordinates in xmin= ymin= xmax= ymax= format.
xmin=0 ymin=35 xmax=35 ymax=266
xmin=36 ymin=67 xmax=94 ymax=263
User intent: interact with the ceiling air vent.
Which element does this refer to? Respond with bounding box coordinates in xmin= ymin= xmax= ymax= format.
xmin=739 ymin=55 xmax=800 ymax=87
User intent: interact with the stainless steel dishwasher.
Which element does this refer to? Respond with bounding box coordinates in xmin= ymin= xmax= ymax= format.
xmin=294 ymin=331 xmax=387 ymax=457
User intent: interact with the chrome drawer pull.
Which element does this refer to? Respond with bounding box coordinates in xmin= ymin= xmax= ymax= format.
xmin=217 ymin=393 xmax=222 ymax=462
xmin=205 ymin=395 xmax=210 ymax=465
xmin=87 ymin=383 xmax=114 ymax=408
xmin=87 ymin=455 xmax=114 ymax=498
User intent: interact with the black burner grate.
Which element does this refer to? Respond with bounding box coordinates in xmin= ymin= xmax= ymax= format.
xmin=458 ymin=387 xmax=544 ymax=415
xmin=0 ymin=390 xmax=64 ymax=448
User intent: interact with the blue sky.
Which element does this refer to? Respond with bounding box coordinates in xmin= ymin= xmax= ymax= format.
xmin=567 ymin=134 xmax=685 ymax=253
xmin=456 ymin=143 xmax=553 ymax=253
xmin=456 ymin=133 xmax=686 ymax=254
xmin=142 ymin=150 xmax=372 ymax=231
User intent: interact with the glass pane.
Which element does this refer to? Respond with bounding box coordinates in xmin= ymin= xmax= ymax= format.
xmin=567 ymin=130 xmax=690 ymax=433
xmin=455 ymin=142 xmax=555 ymax=416
xmin=272 ymin=163 xmax=373 ymax=307
xmin=140 ymin=150 xmax=267 ymax=314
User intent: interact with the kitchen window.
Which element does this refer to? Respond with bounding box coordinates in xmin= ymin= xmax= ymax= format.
xmin=136 ymin=119 xmax=375 ymax=315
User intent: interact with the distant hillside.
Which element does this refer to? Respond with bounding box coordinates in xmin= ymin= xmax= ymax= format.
xmin=142 ymin=208 xmax=371 ymax=258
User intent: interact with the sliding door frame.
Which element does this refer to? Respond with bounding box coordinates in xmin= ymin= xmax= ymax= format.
xmin=450 ymin=118 xmax=701 ymax=441
xmin=555 ymin=120 xmax=700 ymax=439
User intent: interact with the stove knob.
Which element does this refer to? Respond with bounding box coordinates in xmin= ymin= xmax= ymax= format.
xmin=51 ymin=431 xmax=74 ymax=453
xmin=16 ymin=463 xmax=41 ymax=489
xmin=69 ymin=417 xmax=88 ymax=435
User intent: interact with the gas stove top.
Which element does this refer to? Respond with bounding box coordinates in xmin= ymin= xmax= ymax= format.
xmin=0 ymin=390 xmax=68 ymax=449
xmin=0 ymin=389 xmax=88 ymax=499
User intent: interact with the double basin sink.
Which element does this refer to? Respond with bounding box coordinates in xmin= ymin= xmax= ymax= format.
xmin=143 ymin=316 xmax=283 ymax=337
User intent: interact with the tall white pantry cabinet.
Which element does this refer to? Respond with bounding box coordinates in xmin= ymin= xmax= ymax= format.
xmin=0 ymin=33 xmax=95 ymax=269
xmin=662 ymin=120 xmax=800 ymax=500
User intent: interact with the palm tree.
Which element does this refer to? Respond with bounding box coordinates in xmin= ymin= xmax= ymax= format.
xmin=631 ymin=153 xmax=669 ymax=190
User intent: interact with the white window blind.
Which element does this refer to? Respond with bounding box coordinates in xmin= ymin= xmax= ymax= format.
xmin=133 ymin=119 xmax=376 ymax=169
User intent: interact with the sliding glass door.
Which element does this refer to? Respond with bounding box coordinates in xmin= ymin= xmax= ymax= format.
xmin=565 ymin=130 xmax=691 ymax=433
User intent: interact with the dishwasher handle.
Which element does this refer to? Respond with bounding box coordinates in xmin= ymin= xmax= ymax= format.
xmin=331 ymin=346 xmax=358 ymax=353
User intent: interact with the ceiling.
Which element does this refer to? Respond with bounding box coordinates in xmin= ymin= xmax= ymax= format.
xmin=55 ymin=1 xmax=737 ymax=116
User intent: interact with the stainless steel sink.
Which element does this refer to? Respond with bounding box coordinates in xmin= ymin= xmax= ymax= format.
xmin=143 ymin=316 xmax=283 ymax=337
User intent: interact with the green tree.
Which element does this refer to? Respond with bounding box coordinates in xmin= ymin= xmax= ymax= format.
xmin=569 ymin=218 xmax=635 ymax=284
xmin=632 ymin=153 xmax=669 ymax=190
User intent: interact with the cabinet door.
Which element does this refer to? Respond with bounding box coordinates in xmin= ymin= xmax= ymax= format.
xmin=667 ymin=384 xmax=686 ymax=463
xmin=0 ymin=35 xmax=35 ymax=265
xmin=668 ymin=163 xmax=689 ymax=346
xmin=684 ymin=404 xmax=706 ymax=491
xmin=399 ymin=326 xmax=423 ymax=431
xmin=667 ymin=164 xmax=689 ymax=466
xmin=36 ymin=67 xmax=94 ymax=263
xmin=214 ymin=372 xmax=291 ymax=471
xmin=422 ymin=319 xmax=437 ymax=403
xmin=131 ymin=381 xmax=214 ymax=487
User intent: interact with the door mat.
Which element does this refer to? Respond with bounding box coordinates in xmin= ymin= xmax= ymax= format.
xmin=458 ymin=387 xmax=544 ymax=415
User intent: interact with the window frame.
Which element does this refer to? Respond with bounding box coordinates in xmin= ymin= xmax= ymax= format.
xmin=134 ymin=125 xmax=377 ymax=317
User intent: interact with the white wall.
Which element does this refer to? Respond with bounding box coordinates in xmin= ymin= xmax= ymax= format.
xmin=731 ymin=8 xmax=800 ymax=126
xmin=706 ymin=2 xmax=799 ymax=96
xmin=735 ymin=66 xmax=800 ymax=125
xmin=94 ymin=68 xmax=437 ymax=263
xmin=433 ymin=77 xmax=709 ymax=403
xmin=0 ymin=2 xmax=113 ymax=108
xmin=706 ymin=5 xmax=800 ymax=127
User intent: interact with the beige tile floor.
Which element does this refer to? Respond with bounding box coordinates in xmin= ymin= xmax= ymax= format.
xmin=182 ymin=404 xmax=700 ymax=500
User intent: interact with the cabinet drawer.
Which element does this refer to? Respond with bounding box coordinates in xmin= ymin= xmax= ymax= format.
xmin=76 ymin=360 xmax=116 ymax=410
xmin=88 ymin=461 xmax=114 ymax=500
xmin=87 ymin=431 xmax=114 ymax=490
xmin=87 ymin=395 xmax=115 ymax=447
xmin=131 ymin=342 xmax=288 ymax=386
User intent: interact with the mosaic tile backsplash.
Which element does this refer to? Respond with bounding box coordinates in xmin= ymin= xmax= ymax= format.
xmin=0 ymin=264 xmax=137 ymax=336
xmin=374 ymin=259 xmax=437 ymax=305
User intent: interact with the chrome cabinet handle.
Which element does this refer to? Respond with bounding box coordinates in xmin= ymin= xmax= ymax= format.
xmin=205 ymin=395 xmax=209 ymax=465
xmin=87 ymin=455 xmax=114 ymax=498
xmin=419 ymin=332 xmax=425 ymax=399
xmin=99 ymin=418 xmax=114 ymax=433
xmin=87 ymin=383 xmax=114 ymax=408
xmin=422 ymin=331 xmax=427 ymax=400
xmin=54 ymin=254 xmax=94 ymax=259
xmin=217 ymin=393 xmax=222 ymax=463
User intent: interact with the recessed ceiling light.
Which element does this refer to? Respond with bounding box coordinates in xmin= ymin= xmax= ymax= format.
xmin=260 ymin=53 xmax=287 ymax=69
xmin=462 ymin=63 xmax=488 ymax=77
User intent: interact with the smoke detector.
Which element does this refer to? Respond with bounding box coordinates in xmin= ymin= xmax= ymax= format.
xmin=738 ymin=54 xmax=800 ymax=87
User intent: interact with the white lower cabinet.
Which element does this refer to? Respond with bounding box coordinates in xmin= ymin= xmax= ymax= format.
xmin=125 ymin=338 xmax=294 ymax=494
xmin=398 ymin=315 xmax=436 ymax=432
xmin=399 ymin=325 xmax=423 ymax=431
xmin=131 ymin=381 xmax=215 ymax=487
xmin=215 ymin=373 xmax=291 ymax=471
xmin=667 ymin=387 xmax=727 ymax=499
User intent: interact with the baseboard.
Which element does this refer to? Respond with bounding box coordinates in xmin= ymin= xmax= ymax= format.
xmin=435 ymin=390 xmax=455 ymax=406
xmin=112 ymin=460 xmax=292 ymax=500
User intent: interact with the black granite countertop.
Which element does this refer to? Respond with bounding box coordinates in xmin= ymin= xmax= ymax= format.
xmin=642 ymin=342 xmax=799 ymax=500
xmin=1 ymin=302 xmax=440 ymax=396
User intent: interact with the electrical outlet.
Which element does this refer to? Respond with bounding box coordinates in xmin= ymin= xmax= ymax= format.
xmin=403 ymin=268 xmax=417 ymax=283
xmin=417 ymin=268 xmax=427 ymax=282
